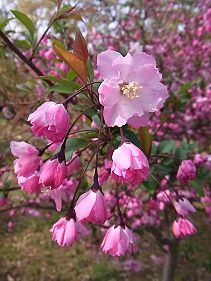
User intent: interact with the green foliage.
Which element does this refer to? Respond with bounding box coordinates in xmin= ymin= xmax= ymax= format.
xmin=123 ymin=127 xmax=141 ymax=148
xmin=65 ymin=138 xmax=89 ymax=160
xmin=157 ymin=140 xmax=176 ymax=154
xmin=11 ymin=10 xmax=36 ymax=41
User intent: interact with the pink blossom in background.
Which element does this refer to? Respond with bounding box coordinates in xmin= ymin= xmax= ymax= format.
xmin=176 ymin=160 xmax=196 ymax=183
xmin=28 ymin=101 xmax=70 ymax=143
xmin=75 ymin=189 xmax=107 ymax=224
xmin=67 ymin=154 xmax=81 ymax=175
xmin=10 ymin=141 xmax=40 ymax=177
xmin=50 ymin=217 xmax=89 ymax=247
xmin=97 ymin=50 xmax=168 ymax=127
xmin=39 ymin=159 xmax=67 ymax=189
xmin=99 ymin=160 xmax=112 ymax=185
xmin=111 ymin=142 xmax=149 ymax=187
xmin=172 ymin=218 xmax=197 ymax=238
xmin=101 ymin=225 xmax=135 ymax=257
xmin=174 ymin=198 xmax=196 ymax=217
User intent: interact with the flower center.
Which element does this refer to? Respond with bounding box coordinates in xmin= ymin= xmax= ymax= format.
xmin=120 ymin=81 xmax=140 ymax=99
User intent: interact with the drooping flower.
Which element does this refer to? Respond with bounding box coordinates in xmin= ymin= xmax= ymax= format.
xmin=10 ymin=141 xmax=40 ymax=177
xmin=39 ymin=159 xmax=67 ymax=189
xmin=172 ymin=218 xmax=197 ymax=238
xmin=27 ymin=101 xmax=70 ymax=143
xmin=18 ymin=172 xmax=41 ymax=194
xmin=176 ymin=160 xmax=196 ymax=183
xmin=101 ymin=225 xmax=135 ymax=256
xmin=174 ymin=198 xmax=196 ymax=217
xmin=111 ymin=142 xmax=149 ymax=187
xmin=97 ymin=50 xmax=168 ymax=127
xmin=50 ymin=217 xmax=89 ymax=247
xmin=75 ymin=189 xmax=107 ymax=224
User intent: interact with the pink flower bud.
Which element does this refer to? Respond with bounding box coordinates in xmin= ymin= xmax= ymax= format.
xmin=39 ymin=159 xmax=67 ymax=189
xmin=176 ymin=160 xmax=196 ymax=183
xmin=10 ymin=141 xmax=40 ymax=177
xmin=174 ymin=198 xmax=196 ymax=217
xmin=50 ymin=217 xmax=89 ymax=247
xmin=172 ymin=218 xmax=197 ymax=238
xmin=101 ymin=225 xmax=135 ymax=256
xmin=28 ymin=102 xmax=70 ymax=143
xmin=111 ymin=142 xmax=149 ymax=187
xmin=75 ymin=189 xmax=107 ymax=224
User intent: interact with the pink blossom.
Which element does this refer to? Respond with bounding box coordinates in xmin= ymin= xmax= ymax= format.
xmin=174 ymin=198 xmax=196 ymax=217
xmin=75 ymin=189 xmax=107 ymax=224
xmin=18 ymin=172 xmax=41 ymax=193
xmin=97 ymin=50 xmax=168 ymax=127
xmin=10 ymin=141 xmax=40 ymax=177
xmin=50 ymin=217 xmax=89 ymax=247
xmin=28 ymin=101 xmax=70 ymax=143
xmin=39 ymin=159 xmax=67 ymax=189
xmin=176 ymin=160 xmax=196 ymax=183
xmin=111 ymin=142 xmax=149 ymax=187
xmin=172 ymin=218 xmax=197 ymax=238
xmin=101 ymin=225 xmax=135 ymax=257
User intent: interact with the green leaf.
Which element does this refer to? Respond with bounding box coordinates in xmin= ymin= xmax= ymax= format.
xmin=92 ymin=115 xmax=101 ymax=125
xmin=40 ymin=75 xmax=80 ymax=89
xmin=141 ymin=175 xmax=158 ymax=193
xmin=11 ymin=10 xmax=35 ymax=38
xmin=158 ymin=140 xmax=176 ymax=154
xmin=190 ymin=180 xmax=204 ymax=196
xmin=14 ymin=39 xmax=31 ymax=49
xmin=65 ymin=138 xmax=89 ymax=160
xmin=123 ymin=128 xmax=141 ymax=148
xmin=87 ymin=58 xmax=94 ymax=80
xmin=0 ymin=18 xmax=12 ymax=30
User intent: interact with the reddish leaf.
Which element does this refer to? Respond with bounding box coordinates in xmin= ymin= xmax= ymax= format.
xmin=54 ymin=45 xmax=88 ymax=84
xmin=73 ymin=28 xmax=88 ymax=62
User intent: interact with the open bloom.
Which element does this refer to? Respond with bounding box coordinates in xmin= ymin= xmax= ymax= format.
xmin=111 ymin=142 xmax=149 ymax=187
xmin=97 ymin=50 xmax=168 ymax=127
xmin=10 ymin=141 xmax=40 ymax=177
xmin=172 ymin=218 xmax=197 ymax=238
xmin=176 ymin=160 xmax=196 ymax=183
xmin=174 ymin=198 xmax=196 ymax=217
xmin=75 ymin=189 xmax=107 ymax=224
xmin=50 ymin=217 xmax=89 ymax=247
xmin=28 ymin=101 xmax=70 ymax=143
xmin=101 ymin=225 xmax=135 ymax=256
xmin=39 ymin=159 xmax=67 ymax=189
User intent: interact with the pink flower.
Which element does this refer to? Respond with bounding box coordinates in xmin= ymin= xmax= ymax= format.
xmin=176 ymin=160 xmax=196 ymax=183
xmin=75 ymin=189 xmax=107 ymax=224
xmin=172 ymin=218 xmax=197 ymax=238
xmin=10 ymin=141 xmax=40 ymax=177
xmin=174 ymin=198 xmax=196 ymax=217
xmin=97 ymin=50 xmax=168 ymax=127
xmin=101 ymin=225 xmax=135 ymax=256
xmin=18 ymin=172 xmax=41 ymax=193
xmin=111 ymin=142 xmax=149 ymax=187
xmin=50 ymin=217 xmax=89 ymax=247
xmin=39 ymin=159 xmax=67 ymax=189
xmin=28 ymin=101 xmax=70 ymax=143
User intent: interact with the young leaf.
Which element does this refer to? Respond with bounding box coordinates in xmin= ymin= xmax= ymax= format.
xmin=11 ymin=10 xmax=35 ymax=39
xmin=54 ymin=45 xmax=88 ymax=84
xmin=73 ymin=28 xmax=89 ymax=62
